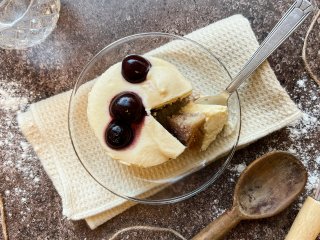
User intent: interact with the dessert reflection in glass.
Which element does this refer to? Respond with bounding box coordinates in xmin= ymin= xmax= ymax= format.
xmin=87 ymin=55 xmax=228 ymax=168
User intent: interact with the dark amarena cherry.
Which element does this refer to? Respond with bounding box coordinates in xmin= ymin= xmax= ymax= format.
xmin=105 ymin=120 xmax=133 ymax=149
xmin=121 ymin=55 xmax=151 ymax=83
xmin=109 ymin=92 xmax=145 ymax=123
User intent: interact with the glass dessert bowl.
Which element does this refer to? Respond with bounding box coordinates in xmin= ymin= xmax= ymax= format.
xmin=68 ymin=32 xmax=241 ymax=204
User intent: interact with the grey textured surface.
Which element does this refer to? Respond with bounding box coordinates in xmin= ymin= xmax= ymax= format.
xmin=0 ymin=0 xmax=319 ymax=239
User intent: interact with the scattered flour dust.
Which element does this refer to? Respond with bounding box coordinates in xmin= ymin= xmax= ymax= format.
xmin=286 ymin=76 xmax=320 ymax=194
xmin=0 ymin=80 xmax=39 ymax=220
xmin=229 ymin=163 xmax=247 ymax=176
xmin=228 ymin=76 xmax=320 ymax=198
xmin=0 ymin=82 xmax=28 ymax=112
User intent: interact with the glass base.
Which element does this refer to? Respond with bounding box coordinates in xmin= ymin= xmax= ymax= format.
xmin=0 ymin=0 xmax=60 ymax=49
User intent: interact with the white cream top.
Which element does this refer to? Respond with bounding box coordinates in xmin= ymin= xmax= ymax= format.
xmin=87 ymin=57 xmax=192 ymax=167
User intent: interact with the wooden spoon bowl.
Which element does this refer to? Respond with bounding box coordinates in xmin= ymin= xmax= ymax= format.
xmin=193 ymin=151 xmax=307 ymax=240
xmin=236 ymin=151 xmax=307 ymax=219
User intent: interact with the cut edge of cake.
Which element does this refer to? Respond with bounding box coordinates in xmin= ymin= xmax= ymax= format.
xmin=165 ymin=101 xmax=228 ymax=151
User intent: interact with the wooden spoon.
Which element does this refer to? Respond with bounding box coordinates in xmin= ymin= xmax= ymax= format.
xmin=192 ymin=151 xmax=307 ymax=240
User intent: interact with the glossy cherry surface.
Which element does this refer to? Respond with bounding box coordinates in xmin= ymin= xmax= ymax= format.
xmin=121 ymin=55 xmax=151 ymax=83
xmin=105 ymin=120 xmax=133 ymax=149
xmin=109 ymin=92 xmax=145 ymax=123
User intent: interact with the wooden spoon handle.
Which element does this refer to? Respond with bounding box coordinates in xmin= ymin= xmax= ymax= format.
xmin=192 ymin=208 xmax=241 ymax=240
xmin=285 ymin=196 xmax=320 ymax=240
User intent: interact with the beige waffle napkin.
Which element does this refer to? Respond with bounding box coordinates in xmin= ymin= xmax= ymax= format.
xmin=17 ymin=14 xmax=302 ymax=229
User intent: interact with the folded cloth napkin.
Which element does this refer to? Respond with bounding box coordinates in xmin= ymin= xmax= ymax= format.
xmin=17 ymin=14 xmax=302 ymax=229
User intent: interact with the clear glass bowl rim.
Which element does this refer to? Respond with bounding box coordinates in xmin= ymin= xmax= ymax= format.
xmin=68 ymin=32 xmax=242 ymax=205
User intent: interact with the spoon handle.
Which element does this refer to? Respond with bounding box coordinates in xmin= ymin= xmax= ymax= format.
xmin=285 ymin=196 xmax=320 ymax=240
xmin=226 ymin=0 xmax=313 ymax=94
xmin=192 ymin=208 xmax=241 ymax=240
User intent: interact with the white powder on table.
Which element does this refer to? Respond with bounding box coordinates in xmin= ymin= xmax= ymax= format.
xmin=0 ymin=83 xmax=28 ymax=112
xmin=228 ymin=76 xmax=320 ymax=196
xmin=286 ymin=76 xmax=320 ymax=193
xmin=0 ymin=80 xmax=40 ymax=221
xmin=229 ymin=163 xmax=247 ymax=175
xmin=296 ymin=78 xmax=307 ymax=89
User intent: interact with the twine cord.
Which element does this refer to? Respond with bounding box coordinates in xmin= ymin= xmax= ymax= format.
xmin=0 ymin=195 xmax=8 ymax=240
xmin=108 ymin=225 xmax=187 ymax=240
xmin=302 ymin=9 xmax=320 ymax=86
xmin=315 ymin=182 xmax=320 ymax=201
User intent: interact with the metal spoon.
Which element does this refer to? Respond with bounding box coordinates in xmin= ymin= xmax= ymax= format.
xmin=192 ymin=151 xmax=307 ymax=240
xmin=195 ymin=0 xmax=313 ymax=106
